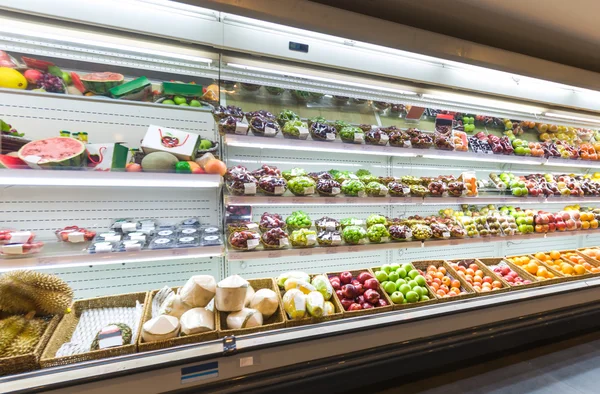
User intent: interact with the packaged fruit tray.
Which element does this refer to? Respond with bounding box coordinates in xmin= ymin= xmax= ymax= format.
xmin=279 ymin=274 xmax=344 ymax=328
xmin=411 ymin=260 xmax=476 ymax=302
xmin=370 ymin=265 xmax=438 ymax=311
xmin=528 ymin=251 xmax=594 ymax=280
xmin=477 ymin=258 xmax=542 ymax=290
xmin=327 ymin=270 xmax=393 ymax=317
xmin=216 ymin=278 xmax=285 ymax=338
xmin=576 ymin=248 xmax=600 ymax=270
xmin=446 ymin=258 xmax=511 ymax=295
xmin=506 ymin=254 xmax=568 ymax=285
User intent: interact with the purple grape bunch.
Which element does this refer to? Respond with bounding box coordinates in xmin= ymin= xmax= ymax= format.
xmin=38 ymin=73 xmax=65 ymax=93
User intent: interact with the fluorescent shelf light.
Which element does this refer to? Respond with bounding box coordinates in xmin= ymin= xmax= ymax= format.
xmin=421 ymin=93 xmax=546 ymax=115
xmin=227 ymin=63 xmax=416 ymax=95
xmin=544 ymin=112 xmax=600 ymax=125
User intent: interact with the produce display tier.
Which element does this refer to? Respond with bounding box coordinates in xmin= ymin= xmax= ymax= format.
xmin=0 ymin=169 xmax=223 ymax=188
xmin=224 ymin=134 xmax=600 ymax=170
xmin=227 ymin=230 xmax=599 ymax=261
xmin=2 ymin=277 xmax=599 ymax=393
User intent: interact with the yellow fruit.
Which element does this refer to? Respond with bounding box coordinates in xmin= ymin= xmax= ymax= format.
xmin=525 ymin=262 xmax=538 ymax=275
xmin=536 ymin=266 xmax=548 ymax=278
xmin=574 ymin=264 xmax=586 ymax=275
xmin=0 ymin=67 xmax=27 ymax=90
xmin=561 ymin=264 xmax=574 ymax=275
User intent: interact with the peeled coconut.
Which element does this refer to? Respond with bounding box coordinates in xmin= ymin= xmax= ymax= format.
xmin=180 ymin=307 xmax=214 ymax=335
xmin=180 ymin=275 xmax=216 ymax=308
xmin=226 ymin=308 xmax=263 ymax=329
xmin=159 ymin=293 xmax=192 ymax=318
xmin=142 ymin=315 xmax=180 ymax=342
xmin=215 ymin=275 xmax=248 ymax=312
xmin=249 ymin=288 xmax=279 ymax=319
xmin=244 ymin=285 xmax=255 ymax=307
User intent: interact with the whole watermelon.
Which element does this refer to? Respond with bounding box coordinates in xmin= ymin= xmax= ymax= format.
xmin=80 ymin=72 xmax=124 ymax=94
xmin=18 ymin=137 xmax=86 ymax=169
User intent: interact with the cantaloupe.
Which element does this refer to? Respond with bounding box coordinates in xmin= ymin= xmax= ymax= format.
xmin=204 ymin=159 xmax=226 ymax=175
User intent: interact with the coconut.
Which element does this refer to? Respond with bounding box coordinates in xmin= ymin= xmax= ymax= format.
xmin=244 ymin=285 xmax=255 ymax=307
xmin=226 ymin=308 xmax=263 ymax=329
xmin=142 ymin=315 xmax=180 ymax=342
xmin=249 ymin=289 xmax=279 ymax=319
xmin=158 ymin=293 xmax=192 ymax=318
xmin=215 ymin=275 xmax=248 ymax=312
xmin=180 ymin=308 xmax=214 ymax=335
xmin=179 ymin=275 xmax=216 ymax=308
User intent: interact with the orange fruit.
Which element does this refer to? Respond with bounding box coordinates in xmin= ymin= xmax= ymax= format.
xmin=562 ymin=264 xmax=574 ymax=275
xmin=550 ymin=250 xmax=561 ymax=260
xmin=591 ymin=220 xmax=599 ymax=229
xmin=536 ymin=266 xmax=548 ymax=278
xmin=535 ymin=252 xmax=547 ymax=261
xmin=574 ymin=264 xmax=586 ymax=275
xmin=582 ymin=221 xmax=590 ymax=230
xmin=526 ymin=262 xmax=539 ymax=275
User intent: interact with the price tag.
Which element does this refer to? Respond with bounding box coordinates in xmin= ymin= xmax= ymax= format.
xmin=97 ymin=325 xmax=124 ymax=349
xmin=379 ymin=134 xmax=389 ymax=144
xmin=298 ymin=127 xmax=309 ymax=136
xmin=331 ymin=234 xmax=342 ymax=245
xmin=247 ymin=239 xmax=259 ymax=250
xmin=268 ymin=251 xmax=282 ymax=258
xmin=357 ymin=191 xmax=367 ymax=198
xmin=235 ymin=123 xmax=248 ymax=135
xmin=354 ymin=133 xmax=364 ymax=143
xmin=326 ymin=247 xmax=338 ymax=254
xmin=279 ymin=238 xmax=289 ymax=247
xmin=306 ymin=234 xmax=317 ymax=245
xmin=325 ymin=222 xmax=337 ymax=231
xmin=326 ymin=133 xmax=336 ymax=141
xmin=331 ymin=187 xmax=341 ymax=195
xmin=244 ymin=183 xmax=256 ymax=195
xmin=379 ymin=186 xmax=389 ymax=196
xmin=304 ymin=187 xmax=315 ymax=195
xmin=443 ymin=232 xmax=450 ymax=239
xmin=247 ymin=223 xmax=258 ymax=231
xmin=264 ymin=126 xmax=277 ymax=136
xmin=274 ymin=186 xmax=285 ymax=195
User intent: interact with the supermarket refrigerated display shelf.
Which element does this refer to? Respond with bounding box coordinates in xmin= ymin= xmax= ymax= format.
xmin=2 ymin=277 xmax=599 ymax=394
xmin=0 ymin=244 xmax=224 ymax=271
xmin=224 ymin=193 xmax=600 ymax=206
xmin=226 ymin=229 xmax=598 ymax=261
xmin=0 ymin=169 xmax=223 ymax=188
xmin=224 ymin=135 xmax=600 ymax=169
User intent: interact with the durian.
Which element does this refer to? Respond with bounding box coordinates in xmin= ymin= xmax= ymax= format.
xmin=0 ymin=271 xmax=73 ymax=315
xmin=90 ymin=323 xmax=133 ymax=351
xmin=0 ymin=315 xmax=27 ymax=356
xmin=3 ymin=318 xmax=47 ymax=357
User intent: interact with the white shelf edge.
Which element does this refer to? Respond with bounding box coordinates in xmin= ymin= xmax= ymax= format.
xmin=227 ymin=230 xmax=599 ymax=261
xmin=0 ymin=245 xmax=224 ymax=271
xmin=224 ymin=135 xmax=600 ymax=169
xmin=0 ymin=170 xmax=222 ymax=188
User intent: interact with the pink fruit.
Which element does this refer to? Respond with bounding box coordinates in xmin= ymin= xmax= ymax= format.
xmin=340 ymin=271 xmax=353 ymax=284
xmin=357 ymin=272 xmax=374 ymax=284
xmin=23 ymin=69 xmax=43 ymax=84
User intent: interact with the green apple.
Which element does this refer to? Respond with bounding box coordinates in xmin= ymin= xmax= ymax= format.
xmin=396 ymin=268 xmax=407 ymax=278
xmin=406 ymin=291 xmax=419 ymax=303
xmin=402 ymin=263 xmax=413 ymax=273
xmin=407 ymin=280 xmax=418 ymax=289
xmin=383 ymin=281 xmax=396 ymax=295
xmin=375 ymin=270 xmax=388 ymax=282
xmin=412 ymin=286 xmax=424 ymax=297
xmin=381 ymin=264 xmax=392 ymax=274
xmin=178 ymin=103 xmax=189 ymax=106
xmin=390 ymin=291 xmax=404 ymax=304
xmin=408 ymin=269 xmax=420 ymax=280
xmin=189 ymin=99 xmax=201 ymax=107
xmin=390 ymin=263 xmax=400 ymax=271
xmin=388 ymin=271 xmax=399 ymax=283
xmin=395 ymin=278 xmax=407 ymax=289
xmin=61 ymin=72 xmax=72 ymax=85
xmin=162 ymin=99 xmax=176 ymax=105
xmin=174 ymin=96 xmax=187 ymax=105
xmin=402 ymin=299 xmax=408 ymax=304
xmin=199 ymin=139 xmax=212 ymax=150
xmin=398 ymin=284 xmax=412 ymax=295
xmin=420 ymin=295 xmax=430 ymax=302
xmin=415 ymin=275 xmax=426 ymax=287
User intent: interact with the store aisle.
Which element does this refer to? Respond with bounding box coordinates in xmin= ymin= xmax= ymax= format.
xmin=366 ymin=330 xmax=600 ymax=394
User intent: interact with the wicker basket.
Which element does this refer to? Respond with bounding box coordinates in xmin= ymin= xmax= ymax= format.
xmin=326 ymin=270 xmax=393 ymax=317
xmin=411 ymin=260 xmax=476 ymax=302
xmin=0 ymin=314 xmax=61 ymax=376
xmin=217 ymin=278 xmax=285 ymax=338
xmin=506 ymin=254 xmax=571 ymax=286
xmin=576 ymin=248 xmax=600 ymax=270
xmin=446 ymin=258 xmax=511 ymax=295
xmin=540 ymin=253 xmax=595 ymax=280
xmin=478 ymin=258 xmax=542 ymax=290
xmin=557 ymin=250 xmax=600 ymax=276
xmin=1 ymin=134 xmax=30 ymax=155
xmin=137 ymin=287 xmax=218 ymax=352
xmin=369 ymin=266 xmax=438 ymax=311
xmin=279 ymin=274 xmax=344 ymax=328
xmin=40 ymin=292 xmax=149 ymax=368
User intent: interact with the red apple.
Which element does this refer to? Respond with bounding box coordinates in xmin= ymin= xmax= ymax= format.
xmin=548 ymin=223 xmax=556 ymax=231
xmin=562 ymin=212 xmax=571 ymax=221
xmin=342 ymin=284 xmax=357 ymax=299
xmin=329 ymin=275 xmax=340 ymax=283
xmin=355 ymin=295 xmax=365 ymax=304
xmin=351 ymin=279 xmax=361 ymax=288
xmin=348 ymin=303 xmax=363 ymax=311
xmin=341 ymin=298 xmax=353 ymax=310
xmin=354 ymin=283 xmax=364 ymax=295
xmin=335 ymin=290 xmax=344 ymax=299
xmin=340 ymin=271 xmax=353 ymax=284
xmin=357 ymin=272 xmax=373 ymax=284
xmin=364 ymin=278 xmax=380 ymax=290
xmin=361 ymin=302 xmax=374 ymax=309
xmin=377 ymin=298 xmax=388 ymax=307
xmin=330 ymin=280 xmax=341 ymax=290
xmin=364 ymin=289 xmax=380 ymax=304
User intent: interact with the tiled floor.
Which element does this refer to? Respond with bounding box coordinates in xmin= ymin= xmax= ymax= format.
xmin=373 ymin=331 xmax=600 ymax=394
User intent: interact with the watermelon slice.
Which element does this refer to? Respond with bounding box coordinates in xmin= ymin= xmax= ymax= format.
xmin=0 ymin=154 xmax=28 ymax=169
xmin=18 ymin=137 xmax=86 ymax=169
xmin=80 ymin=72 xmax=124 ymax=94
xmin=71 ymin=72 xmax=86 ymax=93
xmin=21 ymin=56 xmax=54 ymax=71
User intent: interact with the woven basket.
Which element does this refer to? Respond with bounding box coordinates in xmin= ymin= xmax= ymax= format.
xmin=446 ymin=258 xmax=511 ymax=295
xmin=478 ymin=258 xmax=542 ymax=290
xmin=217 ymin=278 xmax=285 ymax=338
xmin=326 ymin=270 xmax=393 ymax=317
xmin=279 ymin=274 xmax=344 ymax=328
xmin=411 ymin=260 xmax=476 ymax=302
xmin=0 ymin=314 xmax=61 ymax=376
xmin=137 ymin=287 xmax=218 ymax=352
xmin=1 ymin=134 xmax=30 ymax=154
xmin=40 ymin=292 xmax=149 ymax=368
xmin=506 ymin=254 xmax=571 ymax=286
xmin=557 ymin=250 xmax=600 ymax=276
xmin=542 ymin=253 xmax=595 ymax=281
xmin=369 ymin=267 xmax=438 ymax=311
xmin=575 ymin=249 xmax=600 ymax=272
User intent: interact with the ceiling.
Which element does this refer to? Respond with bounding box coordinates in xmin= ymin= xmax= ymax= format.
xmin=311 ymin=0 xmax=600 ymax=74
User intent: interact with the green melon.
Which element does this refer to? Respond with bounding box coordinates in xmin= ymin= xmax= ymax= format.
xmin=80 ymin=72 xmax=124 ymax=94
xmin=18 ymin=137 xmax=86 ymax=169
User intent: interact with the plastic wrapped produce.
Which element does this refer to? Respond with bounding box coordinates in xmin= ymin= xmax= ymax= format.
xmin=409 ymin=184 xmax=429 ymax=197
xmin=260 ymin=228 xmax=290 ymax=249
xmin=434 ymin=131 xmax=455 ymax=151
xmin=308 ymin=171 xmax=332 ymax=182
xmin=388 ymin=128 xmax=411 ymax=148
xmin=333 ymin=120 xmax=350 ymax=133
xmin=331 ymin=170 xmax=358 ymax=183
xmin=287 ymin=176 xmax=316 ymax=196
xmin=289 ymin=228 xmax=318 ymax=247
xmin=251 ymin=164 xmax=281 ymax=178
xmin=249 ymin=115 xmax=280 ymax=137
xmin=410 ymin=224 xmax=432 ymax=240
xmin=286 ymin=211 xmax=312 ymax=231
xmin=276 ymin=109 xmax=300 ymax=128
xmin=427 ymin=180 xmax=447 ymax=197
xmin=367 ymin=224 xmax=390 ymax=243
xmin=389 ymin=225 xmax=412 ymax=241
xmin=309 ymin=122 xmax=337 ymax=141
xmin=469 ymin=135 xmax=492 ymax=153
xmin=340 ymin=217 xmax=364 ymax=229
xmin=226 ymin=172 xmax=258 ymax=196
xmin=291 ymin=90 xmax=311 ymax=102
xmin=342 ymin=226 xmax=367 ymax=245
xmin=227 ymin=221 xmax=258 ymax=233
xmin=366 ymin=214 xmax=387 ymax=228
xmin=225 ymin=165 xmax=249 ymax=181
xmin=259 ymin=212 xmax=286 ymax=232
xmin=218 ymin=116 xmax=248 ymax=136
xmin=282 ymin=168 xmax=307 ymax=181
xmin=282 ymin=120 xmax=309 ymax=140
xmin=460 ymin=217 xmax=480 ymax=237
xmin=450 ymin=225 xmax=467 ymax=238
xmin=228 ymin=231 xmax=261 ymax=251
xmin=387 ymin=181 xmax=411 ymax=197
xmin=265 ymin=86 xmax=285 ymax=96
xmin=358 ymin=174 xmax=380 ymax=184
xmin=307 ymin=116 xmax=327 ymax=127
xmin=430 ymin=223 xmax=451 ymax=239
xmin=245 ymin=110 xmax=276 ymax=122
xmin=315 ymin=217 xmax=341 ymax=232
xmin=447 ymin=181 xmax=466 ymax=197
xmin=341 ymin=179 xmax=366 ymax=197
xmin=316 ymin=178 xmax=341 ymax=196
xmin=317 ymin=231 xmax=342 ymax=246
xmin=365 ymin=129 xmax=389 ymax=146
xmin=213 ymin=105 xmax=244 ymax=122
xmin=257 ymin=176 xmax=287 ymax=195
xmin=408 ymin=129 xmax=434 ymax=149
xmin=400 ymin=175 xmax=421 ymax=185
xmin=339 ymin=126 xmax=365 ymax=144
xmin=453 ymin=131 xmax=468 ymax=152
xmin=365 ymin=181 xmax=389 ymax=197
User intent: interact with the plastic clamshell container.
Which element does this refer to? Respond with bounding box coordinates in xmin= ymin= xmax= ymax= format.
xmin=109 ymin=76 xmax=152 ymax=101
xmin=162 ymin=82 xmax=203 ymax=97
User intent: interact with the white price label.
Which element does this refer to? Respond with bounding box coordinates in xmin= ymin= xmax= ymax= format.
xmin=244 ymin=182 xmax=257 ymax=195
xmin=357 ymin=190 xmax=367 ymax=198
xmin=325 ymin=222 xmax=337 ymax=231
xmin=304 ymin=186 xmax=315 ymax=195
xmin=298 ymin=127 xmax=309 ymax=136
xmin=326 ymin=133 xmax=336 ymax=141
xmin=306 ymin=234 xmax=317 ymax=245
xmin=379 ymin=134 xmax=389 ymax=144
xmin=279 ymin=237 xmax=290 ymax=247
xmin=124 ymin=241 xmax=142 ymax=251
xmin=121 ymin=222 xmax=137 ymax=233
xmin=95 ymin=242 xmax=113 ymax=253
xmin=402 ymin=187 xmax=411 ymax=195
xmin=2 ymin=244 xmax=24 ymax=255
xmin=332 ymin=234 xmax=342 ymax=244
xmin=264 ymin=126 xmax=277 ymax=136
xmin=100 ymin=233 xmax=121 ymax=242
xmin=274 ymin=186 xmax=285 ymax=195
xmin=354 ymin=133 xmax=364 ymax=143
xmin=98 ymin=325 xmax=124 ymax=349
xmin=380 ymin=186 xmax=389 ymax=196
xmin=235 ymin=123 xmax=249 ymax=135
xmin=353 ymin=220 xmax=364 ymax=226
xmin=247 ymin=223 xmax=258 ymax=230
xmin=381 ymin=237 xmax=389 ymax=243
xmin=443 ymin=232 xmax=450 ymax=239
xmin=9 ymin=231 xmax=31 ymax=244
xmin=331 ymin=187 xmax=341 ymax=195
xmin=68 ymin=232 xmax=85 ymax=243
xmin=246 ymin=239 xmax=259 ymax=250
